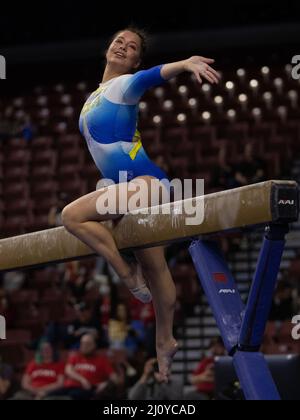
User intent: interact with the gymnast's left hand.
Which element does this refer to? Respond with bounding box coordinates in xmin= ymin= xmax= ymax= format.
xmin=183 ymin=56 xmax=221 ymax=85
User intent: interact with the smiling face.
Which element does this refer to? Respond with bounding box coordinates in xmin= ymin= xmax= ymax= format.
xmin=106 ymin=30 xmax=142 ymax=74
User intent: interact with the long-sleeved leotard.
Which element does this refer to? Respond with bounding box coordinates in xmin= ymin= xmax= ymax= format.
xmin=79 ymin=65 xmax=169 ymax=186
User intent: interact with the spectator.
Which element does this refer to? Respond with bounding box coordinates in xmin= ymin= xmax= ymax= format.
xmin=0 ymin=356 xmax=14 ymax=400
xmin=114 ymin=360 xmax=138 ymax=399
xmin=128 ymin=358 xmax=183 ymax=400
xmin=126 ymin=319 xmax=146 ymax=357
xmin=233 ymin=143 xmax=266 ymax=187
xmin=11 ymin=340 xmax=64 ymax=400
xmin=65 ymin=302 xmax=102 ymax=350
xmin=269 ymin=280 xmax=295 ymax=322
xmin=66 ymin=266 xmax=88 ymax=303
xmin=97 ymin=284 xmax=112 ymax=328
xmin=108 ymin=302 xmax=144 ymax=354
xmin=128 ymin=298 xmax=156 ymax=358
xmin=51 ymin=333 xmax=118 ymax=400
xmin=108 ymin=303 xmax=130 ymax=349
xmin=90 ymin=297 xmax=110 ymax=347
xmin=186 ymin=337 xmax=225 ymax=400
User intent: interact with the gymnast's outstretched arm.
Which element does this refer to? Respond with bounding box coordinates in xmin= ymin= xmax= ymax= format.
xmin=122 ymin=56 xmax=221 ymax=104
xmin=161 ymin=56 xmax=220 ymax=84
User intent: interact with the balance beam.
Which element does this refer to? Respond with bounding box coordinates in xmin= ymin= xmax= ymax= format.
xmin=0 ymin=180 xmax=298 ymax=272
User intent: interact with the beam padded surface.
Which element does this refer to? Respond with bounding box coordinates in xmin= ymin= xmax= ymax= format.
xmin=0 ymin=180 xmax=297 ymax=271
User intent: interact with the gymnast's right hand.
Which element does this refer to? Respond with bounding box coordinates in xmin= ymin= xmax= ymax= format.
xmin=183 ymin=56 xmax=221 ymax=85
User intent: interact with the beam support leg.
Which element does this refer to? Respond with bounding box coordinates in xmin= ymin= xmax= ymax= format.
xmin=189 ymin=228 xmax=288 ymax=400
xmin=189 ymin=240 xmax=245 ymax=355
xmin=239 ymin=224 xmax=289 ymax=350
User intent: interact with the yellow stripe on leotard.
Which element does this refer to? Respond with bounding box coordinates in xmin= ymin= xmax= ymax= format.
xmin=129 ymin=130 xmax=142 ymax=160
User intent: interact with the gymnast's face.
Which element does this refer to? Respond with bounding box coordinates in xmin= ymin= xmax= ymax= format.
xmin=106 ymin=31 xmax=142 ymax=73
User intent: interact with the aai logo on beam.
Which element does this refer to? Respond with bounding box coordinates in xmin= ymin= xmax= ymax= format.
xmin=0 ymin=55 xmax=6 ymax=79
xmin=0 ymin=315 xmax=6 ymax=340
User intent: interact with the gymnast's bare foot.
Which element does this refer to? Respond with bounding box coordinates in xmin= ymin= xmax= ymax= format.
xmin=121 ymin=263 xmax=152 ymax=304
xmin=156 ymin=339 xmax=179 ymax=383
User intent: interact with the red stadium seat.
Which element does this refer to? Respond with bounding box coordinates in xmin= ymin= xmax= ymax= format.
xmin=6 ymin=137 xmax=29 ymax=150
xmin=30 ymin=136 xmax=54 ymax=151
xmin=5 ymin=149 xmax=31 ymax=165
xmin=59 ymin=178 xmax=87 ymax=199
xmin=6 ymin=329 xmax=32 ymax=344
xmin=3 ymin=165 xmax=30 ymax=180
xmin=57 ymin=133 xmax=82 ymax=149
xmin=31 ymin=180 xmax=58 ymax=197
xmin=11 ymin=290 xmax=39 ymax=305
xmin=32 ymin=149 xmax=57 ymax=168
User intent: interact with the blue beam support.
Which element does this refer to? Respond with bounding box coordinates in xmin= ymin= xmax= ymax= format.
xmin=189 ymin=224 xmax=289 ymax=400
xmin=189 ymin=240 xmax=245 ymax=354
xmin=239 ymin=225 xmax=289 ymax=349
xmin=233 ymin=352 xmax=280 ymax=400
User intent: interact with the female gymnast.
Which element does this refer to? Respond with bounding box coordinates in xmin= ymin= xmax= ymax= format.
xmin=62 ymin=27 xmax=220 ymax=382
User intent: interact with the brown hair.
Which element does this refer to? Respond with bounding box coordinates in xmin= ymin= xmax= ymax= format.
xmin=108 ymin=26 xmax=149 ymax=61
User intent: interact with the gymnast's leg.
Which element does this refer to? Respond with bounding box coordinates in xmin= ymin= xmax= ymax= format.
xmin=134 ymin=246 xmax=178 ymax=383
xmin=61 ymin=175 xmax=162 ymax=303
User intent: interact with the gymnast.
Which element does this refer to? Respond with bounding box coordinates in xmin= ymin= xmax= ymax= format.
xmin=62 ymin=27 xmax=220 ymax=382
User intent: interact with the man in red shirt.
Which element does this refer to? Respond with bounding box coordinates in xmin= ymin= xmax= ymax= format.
xmin=11 ymin=341 xmax=64 ymax=400
xmin=51 ymin=333 xmax=118 ymax=400
xmin=187 ymin=337 xmax=225 ymax=400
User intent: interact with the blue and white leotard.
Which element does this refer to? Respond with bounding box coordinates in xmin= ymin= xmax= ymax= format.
xmin=79 ymin=65 xmax=169 ymax=186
